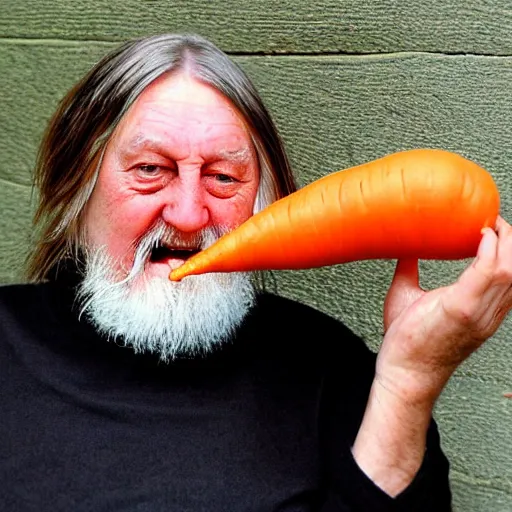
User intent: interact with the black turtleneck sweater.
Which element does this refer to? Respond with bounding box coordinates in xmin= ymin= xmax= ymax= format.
xmin=0 ymin=276 xmax=452 ymax=511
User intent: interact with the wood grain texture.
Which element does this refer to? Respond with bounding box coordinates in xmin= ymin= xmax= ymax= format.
xmin=450 ymin=476 xmax=512 ymax=512
xmin=0 ymin=180 xmax=34 ymax=284
xmin=0 ymin=41 xmax=112 ymax=188
xmin=0 ymin=39 xmax=512 ymax=508
xmin=437 ymin=377 xmax=512 ymax=483
xmin=0 ymin=0 xmax=511 ymax=55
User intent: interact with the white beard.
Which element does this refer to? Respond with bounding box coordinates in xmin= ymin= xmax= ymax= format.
xmin=76 ymin=223 xmax=256 ymax=361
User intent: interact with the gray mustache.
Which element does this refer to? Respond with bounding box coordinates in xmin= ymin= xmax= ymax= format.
xmin=128 ymin=221 xmax=227 ymax=279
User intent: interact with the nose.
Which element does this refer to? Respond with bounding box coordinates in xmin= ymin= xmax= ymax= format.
xmin=161 ymin=182 xmax=210 ymax=233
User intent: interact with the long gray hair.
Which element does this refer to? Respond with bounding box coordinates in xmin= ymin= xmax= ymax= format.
xmin=27 ymin=33 xmax=297 ymax=282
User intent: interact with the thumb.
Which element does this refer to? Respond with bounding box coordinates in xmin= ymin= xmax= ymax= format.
xmin=390 ymin=258 xmax=420 ymax=289
xmin=383 ymin=258 xmax=422 ymax=332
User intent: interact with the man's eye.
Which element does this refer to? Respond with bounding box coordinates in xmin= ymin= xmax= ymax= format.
xmin=138 ymin=164 xmax=160 ymax=174
xmin=215 ymin=174 xmax=235 ymax=183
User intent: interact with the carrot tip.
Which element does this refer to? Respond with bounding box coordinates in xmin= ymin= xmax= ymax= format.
xmin=169 ymin=268 xmax=185 ymax=282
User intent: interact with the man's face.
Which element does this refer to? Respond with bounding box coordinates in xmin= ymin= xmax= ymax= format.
xmin=83 ymin=72 xmax=260 ymax=279
xmin=77 ymin=72 xmax=260 ymax=360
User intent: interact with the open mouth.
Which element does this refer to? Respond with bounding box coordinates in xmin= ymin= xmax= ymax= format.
xmin=150 ymin=245 xmax=201 ymax=263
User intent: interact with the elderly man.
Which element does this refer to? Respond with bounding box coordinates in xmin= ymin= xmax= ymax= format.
xmin=1 ymin=33 xmax=511 ymax=511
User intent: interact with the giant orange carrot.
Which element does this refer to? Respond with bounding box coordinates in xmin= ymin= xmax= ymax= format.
xmin=170 ymin=148 xmax=500 ymax=281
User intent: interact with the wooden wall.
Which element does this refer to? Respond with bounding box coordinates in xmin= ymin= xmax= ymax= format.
xmin=1 ymin=1 xmax=511 ymax=509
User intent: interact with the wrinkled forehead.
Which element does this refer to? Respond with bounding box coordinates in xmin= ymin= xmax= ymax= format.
xmin=110 ymin=73 xmax=256 ymax=155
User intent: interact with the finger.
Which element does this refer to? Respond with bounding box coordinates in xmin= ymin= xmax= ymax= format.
xmin=449 ymin=257 xmax=512 ymax=340
xmin=496 ymin=217 xmax=512 ymax=267
xmin=443 ymin=220 xmax=512 ymax=338
xmin=457 ymin=228 xmax=499 ymax=296
xmin=390 ymin=258 xmax=420 ymax=290
xmin=384 ymin=259 xmax=423 ymax=332
xmin=495 ymin=215 xmax=509 ymax=232
xmin=476 ymin=227 xmax=499 ymax=266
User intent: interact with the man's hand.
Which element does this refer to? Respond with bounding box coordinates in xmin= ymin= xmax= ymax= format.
xmin=352 ymin=215 xmax=512 ymax=497
xmin=379 ymin=215 xmax=512 ymax=405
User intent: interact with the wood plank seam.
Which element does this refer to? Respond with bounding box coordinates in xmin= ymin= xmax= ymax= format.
xmin=0 ymin=37 xmax=510 ymax=58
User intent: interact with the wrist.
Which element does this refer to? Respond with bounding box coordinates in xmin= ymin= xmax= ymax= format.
xmin=352 ymin=378 xmax=434 ymax=496
xmin=374 ymin=362 xmax=451 ymax=409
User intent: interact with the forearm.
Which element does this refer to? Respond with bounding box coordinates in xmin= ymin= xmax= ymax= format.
xmin=351 ymin=375 xmax=436 ymax=497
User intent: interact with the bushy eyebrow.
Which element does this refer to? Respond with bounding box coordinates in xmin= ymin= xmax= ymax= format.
xmin=121 ymin=134 xmax=166 ymax=155
xmin=114 ymin=134 xmax=169 ymax=168
xmin=117 ymin=133 xmax=254 ymax=165
xmin=215 ymin=147 xmax=252 ymax=164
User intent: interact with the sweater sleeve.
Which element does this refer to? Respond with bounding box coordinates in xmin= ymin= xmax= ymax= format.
xmin=317 ymin=323 xmax=453 ymax=512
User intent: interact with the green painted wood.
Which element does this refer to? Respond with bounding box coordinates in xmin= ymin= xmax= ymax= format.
xmin=0 ymin=0 xmax=511 ymax=55
xmin=0 ymin=41 xmax=111 ymax=188
xmin=0 ymin=180 xmax=34 ymax=284
xmin=436 ymin=376 xmax=512 ymax=483
xmin=1 ymin=40 xmax=512 ymax=508
xmin=451 ymin=476 xmax=512 ymax=512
